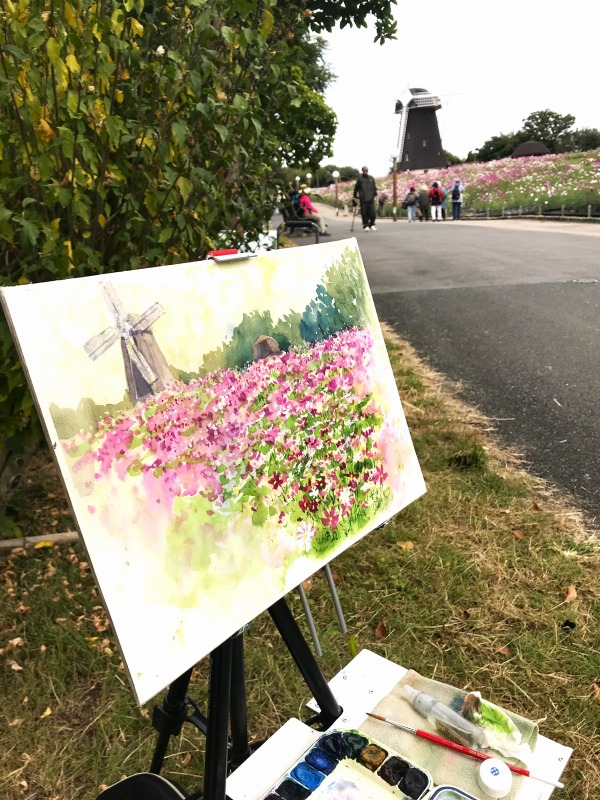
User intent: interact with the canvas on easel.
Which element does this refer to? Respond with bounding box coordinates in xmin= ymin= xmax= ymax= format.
xmin=1 ymin=239 xmax=426 ymax=705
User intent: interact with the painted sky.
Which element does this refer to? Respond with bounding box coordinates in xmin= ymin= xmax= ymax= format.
xmin=321 ymin=0 xmax=600 ymax=177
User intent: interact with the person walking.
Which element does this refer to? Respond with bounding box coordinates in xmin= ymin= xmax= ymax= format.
xmin=403 ymin=185 xmax=419 ymax=222
xmin=378 ymin=192 xmax=387 ymax=218
xmin=353 ymin=166 xmax=378 ymax=231
xmin=299 ymin=185 xmax=330 ymax=235
xmin=451 ymin=178 xmax=465 ymax=220
xmin=440 ymin=182 xmax=448 ymax=220
xmin=418 ymin=184 xmax=430 ymax=221
xmin=429 ymin=181 xmax=443 ymax=221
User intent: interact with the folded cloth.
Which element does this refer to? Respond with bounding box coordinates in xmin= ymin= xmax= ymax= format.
xmin=360 ymin=670 xmax=539 ymax=800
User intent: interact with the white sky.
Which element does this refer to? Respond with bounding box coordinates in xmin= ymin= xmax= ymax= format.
xmin=321 ymin=0 xmax=600 ymax=177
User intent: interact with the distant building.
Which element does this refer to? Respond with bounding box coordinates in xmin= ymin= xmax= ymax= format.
xmin=511 ymin=140 xmax=551 ymax=158
xmin=395 ymin=88 xmax=447 ymax=172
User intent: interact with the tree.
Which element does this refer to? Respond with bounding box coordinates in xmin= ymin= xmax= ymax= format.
xmin=475 ymin=132 xmax=527 ymax=162
xmin=0 ymin=0 xmax=397 ymax=449
xmin=521 ymin=109 xmax=575 ymax=153
xmin=444 ymin=150 xmax=462 ymax=165
xmin=569 ymin=128 xmax=600 ymax=153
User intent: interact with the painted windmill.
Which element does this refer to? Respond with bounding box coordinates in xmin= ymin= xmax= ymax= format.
xmin=84 ymin=282 xmax=173 ymax=404
xmin=394 ymin=87 xmax=447 ymax=172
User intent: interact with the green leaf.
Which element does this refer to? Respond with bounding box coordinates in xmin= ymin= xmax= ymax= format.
xmin=4 ymin=44 xmax=27 ymax=62
xmin=105 ymin=116 xmax=121 ymax=145
xmin=172 ymin=121 xmax=187 ymax=148
xmin=46 ymin=38 xmax=61 ymax=68
xmin=259 ymin=9 xmax=274 ymax=39
xmin=19 ymin=220 xmax=39 ymax=249
xmin=176 ymin=176 xmax=192 ymax=203
xmin=214 ymin=125 xmax=229 ymax=143
xmin=158 ymin=227 xmax=174 ymax=244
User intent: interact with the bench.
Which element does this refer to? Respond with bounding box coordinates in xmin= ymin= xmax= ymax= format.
xmin=277 ymin=205 xmax=320 ymax=245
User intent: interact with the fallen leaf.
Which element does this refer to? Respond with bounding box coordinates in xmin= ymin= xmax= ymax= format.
xmin=16 ymin=603 xmax=30 ymax=614
xmin=9 ymin=661 xmax=23 ymax=671
xmin=330 ymin=569 xmax=341 ymax=582
xmin=565 ymin=585 xmax=577 ymax=603
xmin=375 ymin=619 xmax=389 ymax=639
xmin=512 ymin=529 xmax=526 ymax=540
xmin=39 ymin=706 xmax=52 ymax=718
xmin=396 ymin=540 xmax=415 ymax=550
xmin=9 ymin=718 xmax=23 ymax=727
xmin=531 ymin=501 xmax=540 ymax=511
xmin=34 ymin=541 xmax=54 ymax=549
xmin=180 ymin=752 xmax=192 ymax=766
xmin=21 ymin=696 xmax=29 ymax=707
xmin=302 ymin=578 xmax=313 ymax=591
xmin=40 ymin=645 xmax=47 ymax=654
xmin=496 ymin=645 xmax=511 ymax=656
xmin=592 ymin=681 xmax=600 ymax=703
xmin=8 ymin=637 xmax=24 ymax=648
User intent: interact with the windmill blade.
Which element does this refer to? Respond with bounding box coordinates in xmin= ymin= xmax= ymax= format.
xmin=101 ymin=281 xmax=128 ymax=325
xmin=84 ymin=326 xmax=119 ymax=360
xmin=132 ymin=302 xmax=164 ymax=334
xmin=126 ymin=340 xmax=157 ymax=385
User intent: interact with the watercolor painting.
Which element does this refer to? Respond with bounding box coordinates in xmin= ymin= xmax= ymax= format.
xmin=1 ymin=239 xmax=425 ymax=704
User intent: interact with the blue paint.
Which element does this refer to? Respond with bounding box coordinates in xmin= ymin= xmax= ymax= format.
xmin=305 ymin=748 xmax=336 ymax=775
xmin=290 ymin=762 xmax=325 ymax=790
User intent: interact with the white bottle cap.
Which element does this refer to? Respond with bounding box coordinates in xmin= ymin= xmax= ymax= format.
xmin=478 ymin=759 xmax=512 ymax=799
xmin=401 ymin=685 xmax=419 ymax=704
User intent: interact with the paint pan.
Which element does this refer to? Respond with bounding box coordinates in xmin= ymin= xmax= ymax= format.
xmin=261 ymin=729 xmax=432 ymax=800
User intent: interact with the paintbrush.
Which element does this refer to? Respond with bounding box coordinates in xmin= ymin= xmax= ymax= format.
xmin=365 ymin=712 xmax=564 ymax=790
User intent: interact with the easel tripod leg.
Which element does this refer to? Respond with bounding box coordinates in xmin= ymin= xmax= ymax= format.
xmin=229 ymin=630 xmax=252 ymax=768
xmin=150 ymin=667 xmax=193 ymax=774
xmin=204 ymin=637 xmax=234 ymax=800
xmin=268 ymin=597 xmax=342 ymax=728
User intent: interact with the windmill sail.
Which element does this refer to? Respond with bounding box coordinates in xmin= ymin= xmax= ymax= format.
xmin=84 ymin=326 xmax=119 ymax=360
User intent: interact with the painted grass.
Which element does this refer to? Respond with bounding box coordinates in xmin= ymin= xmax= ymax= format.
xmin=1 ymin=332 xmax=598 ymax=799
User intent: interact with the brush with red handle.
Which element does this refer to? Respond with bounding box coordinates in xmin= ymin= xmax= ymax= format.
xmin=365 ymin=712 xmax=564 ymax=790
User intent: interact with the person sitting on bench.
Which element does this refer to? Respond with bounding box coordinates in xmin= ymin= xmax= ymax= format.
xmin=299 ymin=185 xmax=330 ymax=236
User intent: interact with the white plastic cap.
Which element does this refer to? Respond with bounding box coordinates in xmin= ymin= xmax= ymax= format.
xmin=401 ymin=685 xmax=419 ymax=704
xmin=478 ymin=759 xmax=512 ymax=799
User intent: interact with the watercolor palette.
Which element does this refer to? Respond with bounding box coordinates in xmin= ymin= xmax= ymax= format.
xmin=261 ymin=730 xmax=433 ymax=800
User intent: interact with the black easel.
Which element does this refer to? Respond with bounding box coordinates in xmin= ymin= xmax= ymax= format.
xmin=149 ymin=596 xmax=343 ymax=800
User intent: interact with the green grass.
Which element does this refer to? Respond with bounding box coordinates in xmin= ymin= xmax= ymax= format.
xmin=1 ymin=332 xmax=599 ymax=799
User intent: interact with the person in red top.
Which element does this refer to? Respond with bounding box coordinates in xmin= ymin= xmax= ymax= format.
xmin=298 ymin=186 xmax=330 ymax=235
xmin=429 ymin=182 xmax=443 ymax=221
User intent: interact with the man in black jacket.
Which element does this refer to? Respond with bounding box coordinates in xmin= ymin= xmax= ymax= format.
xmin=353 ymin=166 xmax=378 ymax=231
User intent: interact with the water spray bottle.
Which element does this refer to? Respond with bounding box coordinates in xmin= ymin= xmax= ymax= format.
xmin=402 ymin=685 xmax=487 ymax=749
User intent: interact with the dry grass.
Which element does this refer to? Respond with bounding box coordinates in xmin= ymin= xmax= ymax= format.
xmin=1 ymin=331 xmax=598 ymax=799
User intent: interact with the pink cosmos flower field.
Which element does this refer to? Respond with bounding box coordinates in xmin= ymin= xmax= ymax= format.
xmin=64 ymin=328 xmax=407 ymax=588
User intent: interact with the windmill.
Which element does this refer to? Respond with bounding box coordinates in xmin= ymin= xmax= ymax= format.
xmin=84 ymin=282 xmax=174 ymax=404
xmin=395 ymin=87 xmax=447 ymax=172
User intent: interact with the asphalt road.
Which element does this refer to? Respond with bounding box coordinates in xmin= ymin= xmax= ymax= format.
xmin=285 ymin=209 xmax=600 ymax=524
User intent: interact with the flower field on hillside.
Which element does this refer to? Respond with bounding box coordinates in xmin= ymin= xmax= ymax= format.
xmin=63 ymin=328 xmax=407 ymax=588
xmin=316 ymin=148 xmax=600 ymax=216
